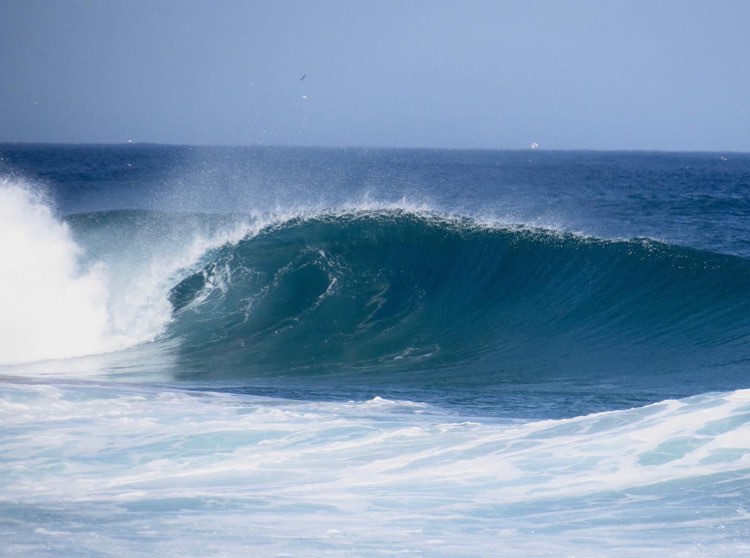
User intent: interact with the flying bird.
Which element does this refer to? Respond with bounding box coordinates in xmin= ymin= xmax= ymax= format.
xmin=300 ymin=74 xmax=306 ymax=81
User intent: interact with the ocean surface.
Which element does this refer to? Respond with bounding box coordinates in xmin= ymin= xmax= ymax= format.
xmin=1 ymin=144 xmax=749 ymax=556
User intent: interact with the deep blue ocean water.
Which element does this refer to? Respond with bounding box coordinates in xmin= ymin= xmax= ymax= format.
xmin=1 ymin=145 xmax=749 ymax=556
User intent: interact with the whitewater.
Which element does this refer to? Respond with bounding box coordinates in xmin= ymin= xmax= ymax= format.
xmin=1 ymin=145 xmax=749 ymax=556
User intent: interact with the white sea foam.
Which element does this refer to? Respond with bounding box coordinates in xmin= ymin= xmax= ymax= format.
xmin=0 ymin=179 xmax=254 ymax=367
xmin=0 ymin=182 xmax=111 ymax=364
xmin=1 ymin=382 xmax=749 ymax=556
xmin=97 ymin=215 xmax=254 ymax=353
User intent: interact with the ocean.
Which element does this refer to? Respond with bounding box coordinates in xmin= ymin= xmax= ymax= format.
xmin=1 ymin=144 xmax=749 ymax=556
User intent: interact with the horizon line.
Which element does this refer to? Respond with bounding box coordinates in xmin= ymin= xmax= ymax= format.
xmin=0 ymin=140 xmax=747 ymax=155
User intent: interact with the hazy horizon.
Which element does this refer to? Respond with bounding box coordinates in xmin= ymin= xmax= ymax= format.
xmin=2 ymin=0 xmax=749 ymax=151
xmin=2 ymin=140 xmax=748 ymax=155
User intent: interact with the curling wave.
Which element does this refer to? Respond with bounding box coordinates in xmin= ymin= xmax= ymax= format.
xmin=162 ymin=211 xmax=750 ymax=396
xmin=2 ymin=191 xmax=748 ymax=410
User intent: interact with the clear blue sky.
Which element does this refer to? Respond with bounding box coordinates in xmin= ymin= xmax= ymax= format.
xmin=1 ymin=0 xmax=748 ymax=150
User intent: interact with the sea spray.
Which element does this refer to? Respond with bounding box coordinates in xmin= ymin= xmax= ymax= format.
xmin=0 ymin=181 xmax=110 ymax=364
xmin=0 ymin=180 xmax=255 ymax=366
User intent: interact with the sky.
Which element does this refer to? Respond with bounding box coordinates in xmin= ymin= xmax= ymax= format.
xmin=1 ymin=0 xmax=749 ymax=151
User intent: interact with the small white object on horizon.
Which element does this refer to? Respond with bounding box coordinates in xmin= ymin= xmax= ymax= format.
xmin=530 ymin=142 xmax=540 ymax=150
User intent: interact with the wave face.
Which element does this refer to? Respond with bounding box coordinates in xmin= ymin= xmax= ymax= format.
xmin=158 ymin=210 xmax=750 ymax=410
